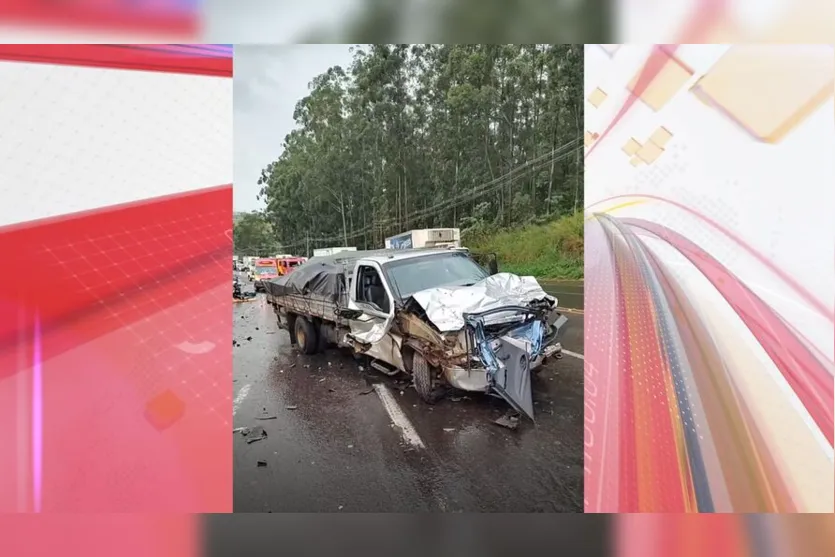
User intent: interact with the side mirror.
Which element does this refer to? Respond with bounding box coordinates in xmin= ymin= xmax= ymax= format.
xmin=488 ymin=258 xmax=499 ymax=275
xmin=472 ymin=252 xmax=499 ymax=275
xmin=481 ymin=253 xmax=499 ymax=275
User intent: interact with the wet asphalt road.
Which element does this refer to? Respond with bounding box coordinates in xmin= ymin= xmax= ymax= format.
xmin=541 ymin=280 xmax=583 ymax=311
xmin=232 ymin=274 xmax=584 ymax=512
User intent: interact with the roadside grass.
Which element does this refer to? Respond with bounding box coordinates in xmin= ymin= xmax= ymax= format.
xmin=464 ymin=212 xmax=583 ymax=280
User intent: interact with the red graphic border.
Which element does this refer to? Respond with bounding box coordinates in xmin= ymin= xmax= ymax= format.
xmin=0 ymin=2 xmax=198 ymax=37
xmin=0 ymin=44 xmax=232 ymax=77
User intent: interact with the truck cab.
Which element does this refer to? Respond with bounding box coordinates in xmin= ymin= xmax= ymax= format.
xmin=251 ymin=258 xmax=279 ymax=291
xmin=345 ymin=250 xmax=500 ymax=342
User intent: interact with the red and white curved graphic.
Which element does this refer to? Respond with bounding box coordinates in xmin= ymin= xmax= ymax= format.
xmin=0 ymin=44 xmax=232 ymax=512
xmin=584 ymin=44 xmax=834 ymax=513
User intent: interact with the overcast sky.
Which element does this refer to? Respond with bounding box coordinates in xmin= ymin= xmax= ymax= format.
xmin=206 ymin=0 xmax=360 ymax=42
xmin=233 ymin=44 xmax=355 ymax=212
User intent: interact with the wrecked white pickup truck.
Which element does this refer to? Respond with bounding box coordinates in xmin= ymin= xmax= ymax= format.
xmin=263 ymin=248 xmax=567 ymax=419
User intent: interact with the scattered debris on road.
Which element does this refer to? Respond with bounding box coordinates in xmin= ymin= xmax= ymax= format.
xmin=494 ymin=412 xmax=520 ymax=430
xmin=257 ymin=460 xmax=268 ymax=467
xmin=358 ymin=388 xmax=374 ymax=396
xmin=286 ymin=405 xmax=298 ymax=410
xmin=256 ymin=414 xmax=277 ymax=420
xmin=443 ymin=428 xmax=455 ymax=433
xmin=245 ymin=425 xmax=268 ymax=443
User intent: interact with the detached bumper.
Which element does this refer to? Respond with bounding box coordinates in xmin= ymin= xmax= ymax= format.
xmin=442 ymin=340 xmax=562 ymax=392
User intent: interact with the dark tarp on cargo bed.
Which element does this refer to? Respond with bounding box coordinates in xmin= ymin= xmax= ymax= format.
xmin=264 ymin=249 xmax=391 ymax=301
xmin=264 ymin=262 xmax=345 ymax=300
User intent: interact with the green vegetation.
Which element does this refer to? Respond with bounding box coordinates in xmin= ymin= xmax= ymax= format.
xmin=233 ymin=211 xmax=278 ymax=256
xmin=250 ymin=44 xmax=584 ymax=255
xmin=465 ymin=212 xmax=583 ymax=279
xmin=303 ymin=1 xmax=608 ymax=45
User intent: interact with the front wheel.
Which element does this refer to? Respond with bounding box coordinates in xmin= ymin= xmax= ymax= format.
xmin=412 ymin=352 xmax=445 ymax=404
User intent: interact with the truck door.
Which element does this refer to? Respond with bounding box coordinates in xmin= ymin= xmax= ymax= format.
xmin=347 ymin=260 xmax=395 ymax=344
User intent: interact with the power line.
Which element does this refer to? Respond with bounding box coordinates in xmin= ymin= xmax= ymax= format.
xmin=238 ymin=137 xmax=582 ymax=252
xmin=241 ymin=146 xmax=580 ymax=252
xmin=350 ymin=141 xmax=578 ymax=241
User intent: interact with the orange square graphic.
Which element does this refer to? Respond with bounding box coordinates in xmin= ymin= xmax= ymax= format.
xmin=690 ymin=45 xmax=834 ymax=143
xmin=145 ymin=389 xmax=186 ymax=431
xmin=628 ymin=49 xmax=694 ymax=112
xmin=622 ymin=138 xmax=642 ymax=156
xmin=588 ymin=87 xmax=608 ymax=108
xmin=649 ymin=127 xmax=673 ymax=148
xmin=636 ymin=141 xmax=664 ymax=164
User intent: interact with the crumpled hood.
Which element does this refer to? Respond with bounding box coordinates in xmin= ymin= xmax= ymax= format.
xmin=410 ymin=272 xmax=556 ymax=332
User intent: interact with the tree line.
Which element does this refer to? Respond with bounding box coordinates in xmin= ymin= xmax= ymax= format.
xmin=239 ymin=44 xmax=583 ymax=256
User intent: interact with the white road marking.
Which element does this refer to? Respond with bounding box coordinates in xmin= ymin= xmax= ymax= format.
xmin=373 ymin=384 xmax=425 ymax=449
xmin=563 ymin=349 xmax=584 ymax=360
xmin=233 ymin=384 xmax=251 ymax=416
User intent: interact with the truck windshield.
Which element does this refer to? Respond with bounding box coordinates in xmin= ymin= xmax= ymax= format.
xmin=256 ymin=266 xmax=276 ymax=274
xmin=385 ymin=253 xmax=489 ymax=299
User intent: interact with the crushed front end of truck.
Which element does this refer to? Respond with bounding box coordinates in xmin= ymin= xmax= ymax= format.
xmin=400 ymin=273 xmax=567 ymax=419
xmin=463 ymin=305 xmax=567 ymax=420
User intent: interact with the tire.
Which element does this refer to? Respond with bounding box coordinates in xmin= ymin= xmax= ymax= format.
xmin=294 ymin=317 xmax=319 ymax=355
xmin=412 ymin=352 xmax=444 ymax=404
xmin=316 ymin=326 xmax=329 ymax=352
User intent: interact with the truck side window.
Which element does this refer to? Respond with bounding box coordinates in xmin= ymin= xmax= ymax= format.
xmin=356 ymin=266 xmax=390 ymax=314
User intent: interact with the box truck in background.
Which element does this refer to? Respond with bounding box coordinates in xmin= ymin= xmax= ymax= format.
xmin=385 ymin=228 xmax=461 ymax=250
xmin=312 ymin=246 xmax=357 ymax=257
